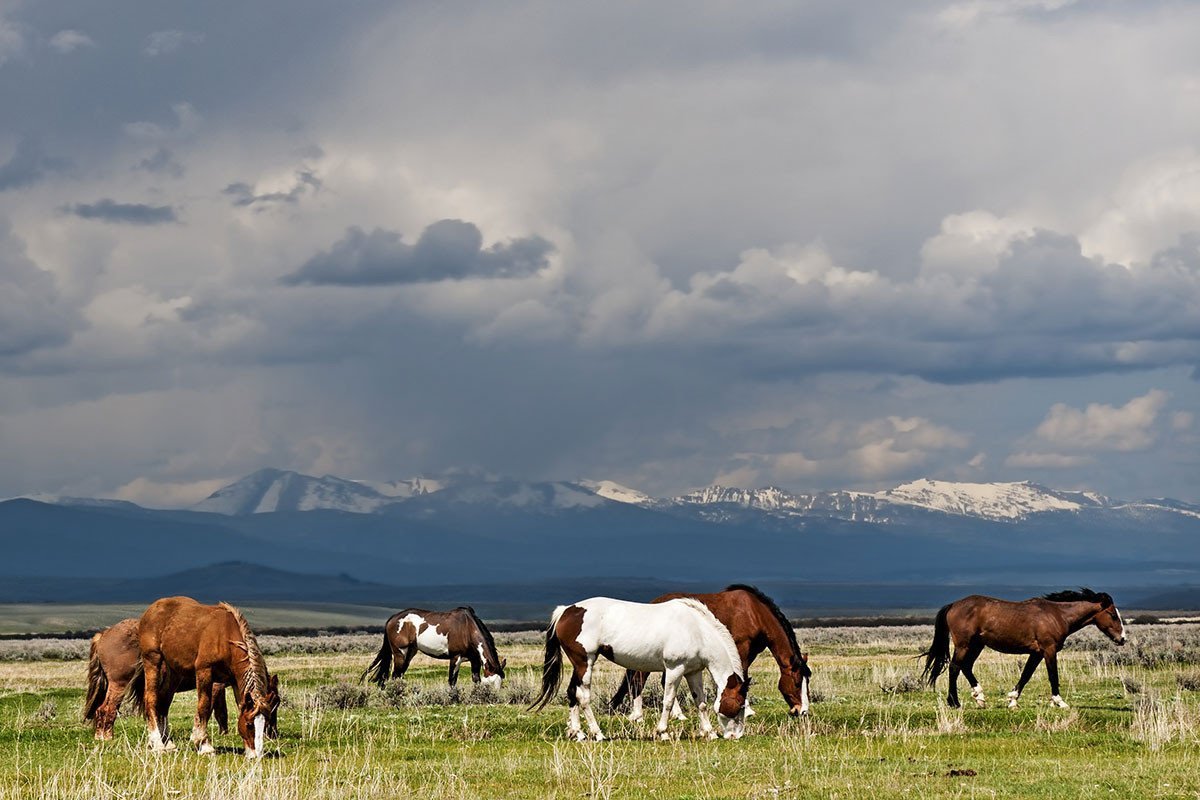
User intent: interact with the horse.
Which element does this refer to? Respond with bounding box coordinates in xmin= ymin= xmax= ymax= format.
xmin=608 ymin=584 xmax=811 ymax=721
xmin=921 ymin=588 xmax=1126 ymax=709
xmin=362 ymin=607 xmax=506 ymax=690
xmin=128 ymin=597 xmax=280 ymax=758
xmin=84 ymin=618 xmax=231 ymax=740
xmin=530 ymin=597 xmax=749 ymax=741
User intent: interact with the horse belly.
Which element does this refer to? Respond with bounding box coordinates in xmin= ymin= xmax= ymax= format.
xmin=414 ymin=625 xmax=451 ymax=658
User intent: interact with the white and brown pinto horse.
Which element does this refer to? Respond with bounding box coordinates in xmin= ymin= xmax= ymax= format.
xmin=362 ymin=607 xmax=506 ymax=689
xmin=531 ymin=597 xmax=748 ymax=741
xmin=129 ymin=597 xmax=280 ymax=758
xmin=922 ymin=588 xmax=1126 ymax=709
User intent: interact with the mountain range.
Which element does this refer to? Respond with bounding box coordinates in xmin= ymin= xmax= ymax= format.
xmin=4 ymin=469 xmax=1200 ymax=616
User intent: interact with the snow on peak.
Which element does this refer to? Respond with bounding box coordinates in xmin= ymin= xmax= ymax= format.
xmin=676 ymin=485 xmax=803 ymax=510
xmin=875 ymin=479 xmax=1087 ymax=520
xmin=194 ymin=468 xmax=394 ymax=515
xmin=577 ymin=480 xmax=655 ymax=506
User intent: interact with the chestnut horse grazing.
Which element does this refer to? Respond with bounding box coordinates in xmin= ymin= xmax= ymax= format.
xmin=609 ymin=584 xmax=811 ymax=720
xmin=131 ymin=597 xmax=280 ymax=758
xmin=83 ymin=618 xmax=230 ymax=740
xmin=530 ymin=597 xmax=748 ymax=741
xmin=922 ymin=588 xmax=1126 ymax=709
xmin=362 ymin=607 xmax=506 ymax=689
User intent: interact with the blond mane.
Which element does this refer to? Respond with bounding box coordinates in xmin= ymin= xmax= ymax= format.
xmin=219 ymin=601 xmax=267 ymax=701
xmin=670 ymin=597 xmax=743 ymax=679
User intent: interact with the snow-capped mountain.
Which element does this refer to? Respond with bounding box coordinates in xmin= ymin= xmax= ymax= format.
xmin=193 ymin=468 xmax=397 ymax=515
xmin=873 ymin=479 xmax=1107 ymax=521
xmin=577 ymin=480 xmax=656 ymax=506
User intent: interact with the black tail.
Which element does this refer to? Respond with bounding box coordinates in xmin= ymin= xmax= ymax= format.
xmin=921 ymin=603 xmax=953 ymax=686
xmin=82 ymin=634 xmax=107 ymax=722
xmin=610 ymin=670 xmax=636 ymax=711
xmin=122 ymin=660 xmax=147 ymax=716
xmin=528 ymin=608 xmax=565 ymax=712
xmin=361 ymin=632 xmax=393 ymax=688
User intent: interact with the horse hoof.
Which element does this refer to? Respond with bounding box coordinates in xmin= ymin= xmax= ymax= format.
xmin=705 ymin=731 xmax=719 ymax=740
xmin=163 ymin=741 xmax=177 ymax=752
xmin=658 ymin=732 xmax=672 ymax=741
xmin=591 ymin=732 xmax=605 ymax=742
xmin=197 ymin=742 xmax=215 ymax=756
xmin=974 ymin=697 xmax=987 ymax=708
xmin=627 ymin=712 xmax=643 ymax=723
xmin=1051 ymin=696 xmax=1069 ymax=709
xmin=573 ymin=731 xmax=587 ymax=742
xmin=1008 ymin=699 xmax=1019 ymax=709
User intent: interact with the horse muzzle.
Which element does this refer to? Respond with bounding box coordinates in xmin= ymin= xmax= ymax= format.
xmin=789 ymin=704 xmax=809 ymax=717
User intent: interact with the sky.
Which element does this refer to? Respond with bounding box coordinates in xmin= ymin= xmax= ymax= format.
xmin=1 ymin=0 xmax=1198 ymax=506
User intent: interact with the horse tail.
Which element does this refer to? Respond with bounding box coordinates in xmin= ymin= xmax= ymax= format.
xmin=921 ymin=603 xmax=953 ymax=686
xmin=361 ymin=629 xmax=393 ymax=688
xmin=529 ymin=605 xmax=568 ymax=712
xmin=122 ymin=659 xmax=147 ymax=716
xmin=82 ymin=633 xmax=107 ymax=721
xmin=610 ymin=670 xmax=635 ymax=710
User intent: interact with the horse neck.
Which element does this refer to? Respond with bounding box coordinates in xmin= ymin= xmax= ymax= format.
xmin=1056 ymin=600 xmax=1102 ymax=633
xmin=694 ymin=615 xmax=740 ymax=686
xmin=466 ymin=617 xmax=495 ymax=667
xmin=754 ymin=603 xmax=800 ymax=672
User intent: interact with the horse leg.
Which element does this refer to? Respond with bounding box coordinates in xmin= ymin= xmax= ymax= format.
xmin=191 ymin=668 xmax=216 ymax=755
xmin=578 ymin=655 xmax=605 ymax=741
xmin=156 ymin=684 xmax=176 ymax=751
xmin=946 ymin=660 xmax=962 ymax=708
xmin=685 ymin=671 xmax=716 ymax=740
xmin=662 ymin=672 xmax=686 ymax=721
xmin=448 ymin=656 xmax=461 ymax=687
xmin=213 ymin=683 xmax=229 ymax=735
xmin=626 ymin=670 xmax=649 ymax=722
xmin=561 ymin=640 xmax=589 ymax=741
xmin=1045 ymin=651 xmax=1068 ymax=708
xmin=142 ymin=655 xmax=170 ymax=752
xmin=961 ymin=644 xmax=986 ymax=707
xmin=1007 ymin=653 xmax=1043 ymax=708
xmin=96 ymin=679 xmax=125 ymax=741
xmin=655 ymin=666 xmax=687 ymax=740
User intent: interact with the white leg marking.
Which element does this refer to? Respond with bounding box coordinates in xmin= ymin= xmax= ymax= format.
xmin=1051 ymin=694 xmax=1069 ymax=709
xmin=971 ymin=684 xmax=986 ymax=707
xmin=1007 ymin=689 xmax=1020 ymax=709
xmin=628 ymin=695 xmax=644 ymax=722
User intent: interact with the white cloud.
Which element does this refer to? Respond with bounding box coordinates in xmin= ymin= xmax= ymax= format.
xmin=143 ymin=29 xmax=204 ymax=57
xmin=0 ymin=16 xmax=23 ymax=66
xmin=1004 ymin=451 xmax=1092 ymax=469
xmin=48 ymin=30 xmax=95 ymax=54
xmin=1029 ymin=389 xmax=1169 ymax=453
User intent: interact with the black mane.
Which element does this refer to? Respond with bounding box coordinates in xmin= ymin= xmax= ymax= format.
xmin=723 ymin=584 xmax=808 ymax=672
xmin=459 ymin=606 xmax=501 ymax=668
xmin=1043 ymin=587 xmax=1113 ymax=606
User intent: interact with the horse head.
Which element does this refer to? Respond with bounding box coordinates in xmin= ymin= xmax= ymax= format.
xmin=716 ymin=674 xmax=750 ymax=739
xmin=1091 ymin=595 xmax=1127 ymax=645
xmin=780 ymin=652 xmax=812 ymax=717
xmin=481 ymin=655 xmax=507 ymax=689
xmin=237 ymin=675 xmax=281 ymax=759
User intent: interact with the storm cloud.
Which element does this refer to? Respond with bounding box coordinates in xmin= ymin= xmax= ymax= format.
xmin=62 ymin=199 xmax=177 ymax=224
xmin=282 ymin=220 xmax=555 ymax=286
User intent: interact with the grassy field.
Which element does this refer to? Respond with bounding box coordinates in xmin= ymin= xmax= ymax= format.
xmin=2 ymin=625 xmax=1199 ymax=799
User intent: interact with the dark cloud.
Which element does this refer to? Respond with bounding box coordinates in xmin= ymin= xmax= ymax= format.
xmin=282 ymin=220 xmax=555 ymax=286
xmin=135 ymin=147 xmax=184 ymax=178
xmin=0 ymin=223 xmax=79 ymax=357
xmin=223 ymin=170 xmax=320 ymax=207
xmin=0 ymin=138 xmax=69 ymax=190
xmin=62 ymin=199 xmax=177 ymax=224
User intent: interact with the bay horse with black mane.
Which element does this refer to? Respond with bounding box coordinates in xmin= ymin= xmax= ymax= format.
xmin=362 ymin=607 xmax=506 ymax=690
xmin=530 ymin=597 xmax=749 ymax=741
xmin=84 ymin=618 xmax=230 ymax=740
xmin=922 ymin=588 xmax=1126 ymax=709
xmin=609 ymin=584 xmax=811 ymax=720
xmin=129 ymin=597 xmax=280 ymax=758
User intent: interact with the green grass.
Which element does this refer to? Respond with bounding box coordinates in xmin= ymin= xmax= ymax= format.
xmin=1 ymin=626 xmax=1199 ymax=798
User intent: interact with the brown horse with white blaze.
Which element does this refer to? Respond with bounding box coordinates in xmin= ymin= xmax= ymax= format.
xmin=362 ymin=607 xmax=506 ymax=690
xmin=609 ymin=584 xmax=811 ymax=719
xmin=83 ymin=618 xmax=231 ymax=740
xmin=130 ymin=597 xmax=280 ymax=758
xmin=922 ymin=588 xmax=1126 ymax=709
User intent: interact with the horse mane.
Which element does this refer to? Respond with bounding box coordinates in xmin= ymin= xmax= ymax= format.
xmin=1042 ymin=587 xmax=1112 ymax=606
xmin=672 ymin=597 xmax=743 ymax=680
xmin=460 ymin=606 xmax=500 ymax=666
xmin=219 ymin=601 xmax=267 ymax=701
xmin=724 ymin=583 xmax=804 ymax=666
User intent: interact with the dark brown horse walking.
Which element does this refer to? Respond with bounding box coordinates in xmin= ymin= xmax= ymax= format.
xmin=609 ymin=584 xmax=811 ymax=719
xmin=362 ymin=607 xmax=506 ymax=689
xmin=83 ymin=618 xmax=231 ymax=740
xmin=922 ymin=588 xmax=1126 ymax=709
xmin=130 ymin=597 xmax=280 ymax=757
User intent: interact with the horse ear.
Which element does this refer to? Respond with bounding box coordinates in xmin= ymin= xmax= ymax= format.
xmin=269 ymin=674 xmax=279 ymax=692
xmin=501 ymin=657 xmax=507 ymax=668
xmin=801 ymin=652 xmax=809 ymax=663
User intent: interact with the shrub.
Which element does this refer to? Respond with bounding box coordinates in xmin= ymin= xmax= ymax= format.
xmin=314 ymin=682 xmax=369 ymax=710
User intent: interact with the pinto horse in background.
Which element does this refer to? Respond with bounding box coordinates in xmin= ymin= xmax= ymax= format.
xmin=922 ymin=588 xmax=1126 ymax=709
xmin=84 ymin=618 xmax=231 ymax=740
xmin=129 ymin=597 xmax=280 ymax=758
xmin=530 ymin=597 xmax=749 ymax=741
xmin=609 ymin=584 xmax=811 ymax=721
xmin=362 ymin=607 xmax=506 ymax=689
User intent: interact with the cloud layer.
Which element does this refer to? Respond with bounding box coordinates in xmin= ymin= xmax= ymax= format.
xmin=0 ymin=1 xmax=1198 ymax=504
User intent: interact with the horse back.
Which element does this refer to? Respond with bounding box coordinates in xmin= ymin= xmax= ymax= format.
xmin=139 ymin=596 xmax=238 ymax=675
xmin=948 ymin=594 xmax=1068 ymax=652
xmin=96 ymin=618 xmax=141 ymax=686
